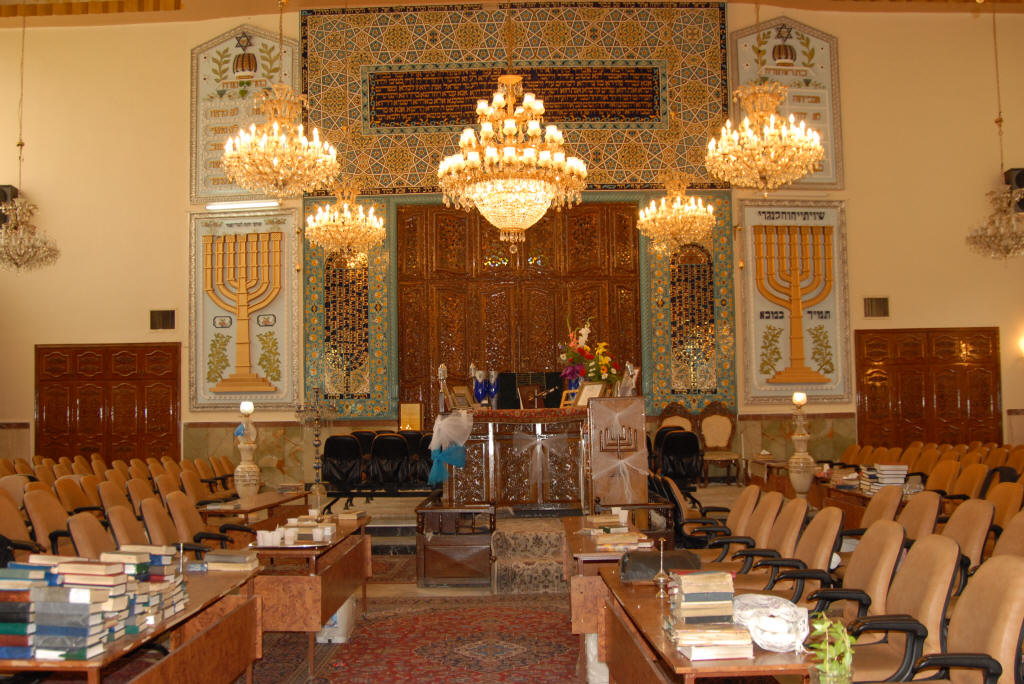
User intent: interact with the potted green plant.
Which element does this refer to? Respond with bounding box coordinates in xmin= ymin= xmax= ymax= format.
xmin=808 ymin=613 xmax=855 ymax=684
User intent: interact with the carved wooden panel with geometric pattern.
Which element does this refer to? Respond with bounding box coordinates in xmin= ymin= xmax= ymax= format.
xmin=397 ymin=204 xmax=640 ymax=424
xmin=35 ymin=344 xmax=180 ymax=464
xmin=854 ymin=328 xmax=1001 ymax=446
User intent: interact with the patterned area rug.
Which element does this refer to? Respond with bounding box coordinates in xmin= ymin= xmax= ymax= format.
xmin=314 ymin=593 xmax=577 ymax=684
xmin=369 ymin=554 xmax=417 ymax=583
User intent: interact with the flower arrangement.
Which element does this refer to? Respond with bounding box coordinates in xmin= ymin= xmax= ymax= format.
xmin=560 ymin=318 xmax=622 ymax=387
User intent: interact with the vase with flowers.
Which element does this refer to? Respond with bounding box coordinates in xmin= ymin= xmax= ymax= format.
xmin=560 ymin=318 xmax=622 ymax=391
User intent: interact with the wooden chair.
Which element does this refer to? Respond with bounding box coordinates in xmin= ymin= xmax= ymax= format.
xmin=847 ymin=534 xmax=960 ymax=682
xmin=696 ymin=401 xmax=741 ymax=486
xmin=68 ymin=512 xmax=117 ymax=559
xmin=23 ymin=489 xmax=75 ymax=554
xmin=107 ymin=504 xmax=151 ymax=547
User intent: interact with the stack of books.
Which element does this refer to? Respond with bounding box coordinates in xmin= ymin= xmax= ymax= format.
xmin=669 ymin=571 xmax=735 ymax=624
xmin=859 ymin=464 xmax=909 ymax=494
xmin=829 ymin=467 xmax=860 ymax=490
xmin=99 ymin=550 xmax=153 ymax=636
xmin=594 ymin=531 xmax=653 ymax=551
xmin=666 ymin=623 xmax=754 ymax=661
xmin=0 ymin=562 xmax=63 ymax=659
xmin=335 ymin=510 xmax=367 ymax=521
xmin=203 ymin=549 xmax=259 ymax=572
xmin=30 ymin=584 xmax=108 ymax=660
xmin=53 ymin=560 xmax=130 ymax=650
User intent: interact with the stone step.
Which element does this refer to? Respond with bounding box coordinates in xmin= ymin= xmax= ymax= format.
xmin=366 ymin=523 xmax=416 ymax=538
xmin=371 ymin=535 xmax=416 ymax=556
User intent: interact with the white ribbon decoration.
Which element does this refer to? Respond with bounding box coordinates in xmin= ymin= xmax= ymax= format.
xmin=590 ymin=399 xmax=648 ymax=504
xmin=429 ymin=410 xmax=474 ymax=451
xmin=511 ymin=431 xmax=570 ymax=494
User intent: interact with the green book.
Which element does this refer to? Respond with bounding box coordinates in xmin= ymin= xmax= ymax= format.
xmin=0 ymin=622 xmax=36 ymax=635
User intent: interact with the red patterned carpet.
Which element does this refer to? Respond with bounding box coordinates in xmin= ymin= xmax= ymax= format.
xmin=369 ymin=554 xmax=417 ymax=583
xmin=252 ymin=593 xmax=578 ymax=684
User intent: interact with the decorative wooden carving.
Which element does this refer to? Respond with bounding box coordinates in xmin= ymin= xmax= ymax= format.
xmin=398 ymin=203 xmax=641 ymax=425
xmin=855 ymin=328 xmax=1001 ymax=446
xmin=35 ymin=344 xmax=181 ymax=462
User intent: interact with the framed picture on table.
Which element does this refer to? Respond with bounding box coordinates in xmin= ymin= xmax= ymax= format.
xmin=575 ymin=382 xmax=605 ymax=407
xmin=450 ymin=385 xmax=474 ymax=409
xmin=560 ymin=390 xmax=579 ymax=408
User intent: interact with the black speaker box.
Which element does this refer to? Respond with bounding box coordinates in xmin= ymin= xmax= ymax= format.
xmin=0 ymin=185 xmax=17 ymax=226
xmin=1004 ymin=168 xmax=1024 ymax=189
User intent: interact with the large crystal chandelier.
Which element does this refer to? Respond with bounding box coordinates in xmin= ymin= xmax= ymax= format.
xmin=306 ymin=181 xmax=385 ymax=267
xmin=437 ymin=73 xmax=587 ymax=244
xmin=0 ymin=16 xmax=59 ymax=273
xmin=965 ymin=7 xmax=1024 ymax=260
xmin=637 ymin=171 xmax=715 ymax=254
xmin=221 ymin=0 xmax=339 ymax=198
xmin=705 ymin=80 xmax=823 ymax=195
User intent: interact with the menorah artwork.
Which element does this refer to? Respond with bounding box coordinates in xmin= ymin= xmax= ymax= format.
xmin=202 ymin=231 xmax=283 ymax=393
xmin=753 ymin=224 xmax=834 ymax=384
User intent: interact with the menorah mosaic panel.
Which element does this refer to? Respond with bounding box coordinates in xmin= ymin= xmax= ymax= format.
xmin=646 ymin=190 xmax=736 ymax=415
xmin=190 ymin=210 xmax=301 ymax=410
xmin=739 ymin=200 xmax=850 ymax=404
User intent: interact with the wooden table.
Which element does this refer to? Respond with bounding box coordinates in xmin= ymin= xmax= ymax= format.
xmin=746 ymin=458 xmax=795 ymax=498
xmin=599 ymin=568 xmax=811 ymax=684
xmin=0 ymin=570 xmax=260 ymax=684
xmin=251 ymin=517 xmax=371 ymax=678
xmin=200 ymin=490 xmax=308 ymax=528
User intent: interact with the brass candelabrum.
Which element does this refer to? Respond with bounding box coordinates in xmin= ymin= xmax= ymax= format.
xmin=294 ymin=386 xmax=340 ymax=512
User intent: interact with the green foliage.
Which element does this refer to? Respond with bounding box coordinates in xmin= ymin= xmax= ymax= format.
xmin=210 ymin=48 xmax=231 ymax=83
xmin=752 ymin=30 xmax=770 ymax=72
xmin=809 ymin=325 xmax=835 ymax=375
xmin=257 ymin=331 xmax=282 ymax=382
xmin=797 ymin=33 xmax=816 ymax=68
xmin=759 ymin=325 xmax=783 ymax=376
xmin=259 ymin=43 xmax=281 ymax=81
xmin=206 ymin=333 xmax=231 ymax=383
xmin=808 ymin=613 xmax=855 ymax=678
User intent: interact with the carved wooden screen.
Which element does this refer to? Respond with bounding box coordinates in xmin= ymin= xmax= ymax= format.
xmin=397 ymin=203 xmax=640 ymax=421
xmin=855 ymin=328 xmax=1001 ymax=446
xmin=36 ymin=343 xmax=180 ymax=463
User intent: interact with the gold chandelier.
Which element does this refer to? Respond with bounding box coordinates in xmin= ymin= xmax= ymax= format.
xmin=305 ymin=181 xmax=385 ymax=267
xmin=0 ymin=16 xmax=59 ymax=273
xmin=965 ymin=6 xmax=1024 ymax=260
xmin=637 ymin=171 xmax=715 ymax=254
xmin=705 ymin=80 xmax=823 ymax=195
xmin=221 ymin=0 xmax=339 ymax=198
xmin=437 ymin=73 xmax=587 ymax=244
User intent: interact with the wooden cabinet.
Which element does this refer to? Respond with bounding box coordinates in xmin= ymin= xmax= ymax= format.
xmin=854 ymin=328 xmax=1001 ymax=446
xmin=397 ymin=204 xmax=641 ymax=424
xmin=35 ymin=343 xmax=180 ymax=462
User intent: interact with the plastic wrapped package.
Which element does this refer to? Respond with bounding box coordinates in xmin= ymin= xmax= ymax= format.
xmin=732 ymin=593 xmax=809 ymax=653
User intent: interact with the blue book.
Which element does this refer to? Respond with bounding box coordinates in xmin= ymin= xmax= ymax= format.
xmin=681 ymin=591 xmax=734 ymax=602
xmin=35 ymin=624 xmax=103 ymax=638
xmin=0 ymin=645 xmax=33 ymax=659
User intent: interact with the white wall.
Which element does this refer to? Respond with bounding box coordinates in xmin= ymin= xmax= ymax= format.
xmin=0 ymin=6 xmax=1022 ymax=455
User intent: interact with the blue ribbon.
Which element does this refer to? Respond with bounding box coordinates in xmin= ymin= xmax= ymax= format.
xmin=233 ymin=423 xmax=245 ymax=438
xmin=428 ymin=444 xmax=466 ymax=486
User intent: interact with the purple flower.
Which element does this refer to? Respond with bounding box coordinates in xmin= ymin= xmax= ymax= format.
xmin=560 ymin=364 xmax=585 ymax=380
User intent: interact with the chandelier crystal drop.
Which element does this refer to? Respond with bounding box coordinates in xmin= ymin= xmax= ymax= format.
xmin=0 ymin=199 xmax=60 ymax=272
xmin=222 ymin=82 xmax=340 ymax=198
xmin=437 ymin=74 xmax=587 ymax=243
xmin=965 ymin=186 xmax=1024 ymax=259
xmin=705 ymin=81 xmax=823 ymax=195
xmin=637 ymin=172 xmax=715 ymax=254
xmin=305 ymin=181 xmax=385 ymax=267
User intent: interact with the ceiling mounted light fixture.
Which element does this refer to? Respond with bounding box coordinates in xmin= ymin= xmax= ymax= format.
xmin=704 ymin=4 xmax=823 ymax=195
xmin=436 ymin=9 xmax=586 ymax=248
xmin=221 ymin=0 xmax=339 ymax=198
xmin=0 ymin=16 xmax=59 ymax=273
xmin=965 ymin=3 xmax=1024 ymax=260
xmin=637 ymin=171 xmax=715 ymax=254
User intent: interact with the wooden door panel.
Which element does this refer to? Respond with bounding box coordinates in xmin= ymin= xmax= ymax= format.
xmin=397 ymin=206 xmax=427 ymax=280
xmin=36 ymin=344 xmax=180 ymax=460
xmin=609 ymin=206 xmax=639 ymax=276
xmin=564 ymin=207 xmax=605 ymax=276
xmin=855 ymin=329 xmax=1001 ymax=446
xmin=521 ymin=213 xmax=561 ymax=277
xmin=610 ymin=284 xmax=640 ymax=369
xmin=432 ymin=286 xmax=471 ymax=380
xmin=431 ymin=210 xmax=472 ymax=276
xmin=477 ymin=283 xmax=516 ymax=369
xmin=519 ymin=284 xmax=560 ymax=371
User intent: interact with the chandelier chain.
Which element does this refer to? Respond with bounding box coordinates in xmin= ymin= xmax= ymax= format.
xmin=16 ymin=15 xmax=26 ymax=187
xmin=991 ymin=2 xmax=1004 ymax=172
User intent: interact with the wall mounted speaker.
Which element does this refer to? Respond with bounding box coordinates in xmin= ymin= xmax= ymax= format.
xmin=0 ymin=185 xmax=18 ymax=226
xmin=1004 ymin=169 xmax=1024 ymax=212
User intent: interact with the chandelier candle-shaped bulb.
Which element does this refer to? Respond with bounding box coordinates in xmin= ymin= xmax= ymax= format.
xmin=239 ymin=401 xmax=255 ymax=416
xmin=791 ymin=391 xmax=807 ymax=408
xmin=304 ymin=182 xmax=385 ymax=268
xmin=705 ymin=81 xmax=823 ymax=195
xmin=437 ymin=73 xmax=587 ymax=245
xmin=637 ymin=171 xmax=716 ymax=254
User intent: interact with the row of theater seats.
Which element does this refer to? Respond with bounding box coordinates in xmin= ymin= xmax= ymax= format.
xmin=322 ymin=431 xmax=435 ymax=508
xmin=838 ymin=440 xmax=1024 ymax=475
xmin=0 ymin=454 xmax=252 ymax=564
xmin=646 ymin=482 xmax=1024 ymax=683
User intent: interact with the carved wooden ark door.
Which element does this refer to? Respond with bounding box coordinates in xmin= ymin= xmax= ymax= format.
xmin=397 ymin=203 xmax=641 ymax=422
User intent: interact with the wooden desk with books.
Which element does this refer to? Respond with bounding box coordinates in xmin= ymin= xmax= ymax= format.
xmin=0 ymin=570 xmax=260 ymax=684
xmin=250 ymin=515 xmax=371 ymax=678
xmin=598 ymin=568 xmax=810 ymax=684
xmin=200 ymin=490 xmax=308 ymax=528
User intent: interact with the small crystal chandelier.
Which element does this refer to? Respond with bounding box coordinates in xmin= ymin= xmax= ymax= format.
xmin=965 ymin=6 xmax=1024 ymax=260
xmin=437 ymin=73 xmax=587 ymax=244
xmin=305 ymin=181 xmax=385 ymax=267
xmin=0 ymin=16 xmax=59 ymax=273
xmin=705 ymin=5 xmax=823 ymax=195
xmin=705 ymin=80 xmax=823 ymax=195
xmin=221 ymin=0 xmax=339 ymax=198
xmin=637 ymin=171 xmax=715 ymax=254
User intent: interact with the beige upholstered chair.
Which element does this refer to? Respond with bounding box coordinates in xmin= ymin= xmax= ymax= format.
xmin=0 ymin=474 xmax=29 ymax=509
xmin=896 ymin=490 xmax=940 ymax=541
xmin=694 ymin=490 xmax=783 ymax=563
xmin=68 ymin=512 xmax=117 ymax=559
xmin=0 ymin=460 xmax=15 ymax=477
xmin=23 ymin=489 xmax=75 ymax=554
xmin=107 ymin=504 xmax=151 ymax=547
xmin=697 ymin=401 xmax=741 ymax=486
xmin=703 ymin=497 xmax=808 ymax=575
